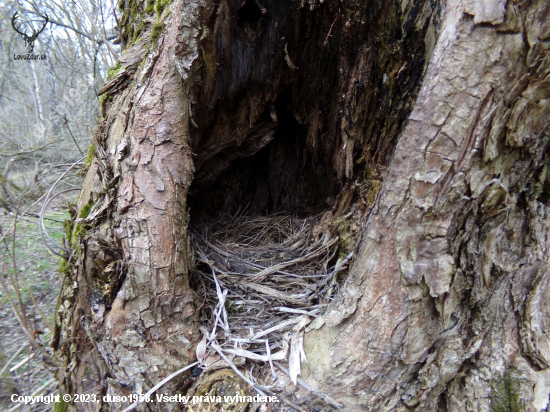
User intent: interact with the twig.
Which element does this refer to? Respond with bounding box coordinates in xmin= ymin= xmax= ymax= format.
xmin=39 ymin=157 xmax=85 ymax=258
xmin=241 ymin=282 xmax=305 ymax=305
xmin=274 ymin=362 xmax=343 ymax=410
xmin=320 ymin=251 xmax=354 ymax=286
xmin=120 ymin=361 xmax=199 ymax=412
xmin=219 ymin=346 xmax=287 ymax=362
xmin=7 ymin=377 xmax=56 ymax=412
xmin=252 ymin=317 xmax=303 ymax=340
xmin=25 ymin=282 xmax=54 ymax=332
xmin=212 ymin=270 xmax=229 ymax=332
xmin=39 ymin=187 xmax=81 ymax=255
xmin=9 ymin=353 xmax=35 ymax=372
xmin=7 ymin=200 xmax=29 ymax=330
xmin=0 ymin=345 xmax=26 ymax=378
xmin=209 ymin=268 xmax=229 ymax=339
xmin=62 ymin=115 xmax=84 ymax=156
xmin=274 ymin=307 xmax=320 ymax=316
xmin=0 ymin=187 xmax=64 ymax=245
xmin=209 ymin=343 xmax=266 ymax=397
xmin=265 ymin=339 xmax=277 ymax=380
xmin=0 ymin=260 xmax=30 ymax=336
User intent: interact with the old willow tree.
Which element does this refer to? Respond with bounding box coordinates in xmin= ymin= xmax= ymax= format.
xmin=53 ymin=0 xmax=550 ymax=410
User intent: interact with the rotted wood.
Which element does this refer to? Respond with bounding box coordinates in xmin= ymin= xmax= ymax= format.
xmin=188 ymin=0 xmax=438 ymax=217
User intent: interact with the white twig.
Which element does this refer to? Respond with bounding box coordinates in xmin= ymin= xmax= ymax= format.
xmin=275 ymin=362 xmax=343 ymax=410
xmin=210 ymin=269 xmax=229 ymax=337
xmin=274 ymin=307 xmax=320 ymax=316
xmin=9 ymin=353 xmax=35 ymax=372
xmin=211 ymin=270 xmax=230 ymax=332
xmin=0 ymin=345 xmax=26 ymax=378
xmin=252 ymin=316 xmax=303 ymax=340
xmin=210 ymin=343 xmax=266 ymax=397
xmin=220 ymin=346 xmax=287 ymax=362
xmin=121 ymin=361 xmax=199 ymax=412
xmin=265 ymin=339 xmax=277 ymax=380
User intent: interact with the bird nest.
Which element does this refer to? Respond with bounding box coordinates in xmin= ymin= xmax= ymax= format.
xmin=190 ymin=214 xmax=351 ymax=407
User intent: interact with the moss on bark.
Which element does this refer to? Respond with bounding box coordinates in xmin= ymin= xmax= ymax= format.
xmin=490 ymin=371 xmax=522 ymax=412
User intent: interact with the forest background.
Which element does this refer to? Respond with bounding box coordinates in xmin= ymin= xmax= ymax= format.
xmin=0 ymin=1 xmax=116 ymax=408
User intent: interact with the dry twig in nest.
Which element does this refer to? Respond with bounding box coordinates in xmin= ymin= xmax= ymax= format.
xmin=190 ymin=214 xmax=351 ymax=407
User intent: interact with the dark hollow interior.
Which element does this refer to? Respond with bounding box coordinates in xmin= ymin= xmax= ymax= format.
xmin=188 ymin=93 xmax=340 ymax=218
xmin=238 ymin=0 xmax=263 ymax=26
xmin=187 ymin=0 xmax=437 ymax=220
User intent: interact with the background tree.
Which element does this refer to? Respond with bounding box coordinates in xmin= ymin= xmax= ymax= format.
xmin=0 ymin=0 xmax=119 ymax=211
xmin=57 ymin=0 xmax=550 ymax=411
xmin=0 ymin=1 xmax=118 ymax=409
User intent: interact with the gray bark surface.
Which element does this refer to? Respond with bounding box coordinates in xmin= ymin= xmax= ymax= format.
xmin=305 ymin=1 xmax=550 ymax=410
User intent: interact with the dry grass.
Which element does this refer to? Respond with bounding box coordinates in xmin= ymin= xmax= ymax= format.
xmin=0 ymin=186 xmax=78 ymax=411
xmin=193 ymin=214 xmax=342 ymax=331
xmin=189 ymin=213 xmax=350 ymax=408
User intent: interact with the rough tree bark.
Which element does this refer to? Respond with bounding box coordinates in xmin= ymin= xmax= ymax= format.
xmin=54 ymin=0 xmax=550 ymax=411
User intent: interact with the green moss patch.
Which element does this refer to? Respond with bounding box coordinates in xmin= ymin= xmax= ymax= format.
xmin=490 ymin=370 xmax=523 ymax=412
xmin=58 ymin=258 xmax=70 ymax=277
xmin=154 ymin=0 xmax=172 ymax=16
xmin=84 ymin=143 xmax=95 ymax=168
xmin=78 ymin=200 xmax=93 ymax=219
xmin=145 ymin=0 xmax=155 ymax=13
xmin=106 ymin=61 xmax=121 ymax=81
xmin=71 ymin=223 xmax=87 ymax=246
xmin=150 ymin=19 xmax=165 ymax=44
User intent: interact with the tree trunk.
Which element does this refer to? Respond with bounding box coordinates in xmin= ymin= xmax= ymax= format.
xmin=54 ymin=0 xmax=550 ymax=411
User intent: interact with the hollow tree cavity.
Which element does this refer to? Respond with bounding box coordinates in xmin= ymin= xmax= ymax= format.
xmin=54 ymin=0 xmax=550 ymax=411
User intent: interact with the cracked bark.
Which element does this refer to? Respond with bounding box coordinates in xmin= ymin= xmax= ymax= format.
xmin=54 ymin=0 xmax=550 ymax=411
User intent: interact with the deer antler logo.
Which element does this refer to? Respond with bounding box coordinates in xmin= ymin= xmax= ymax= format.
xmin=11 ymin=11 xmax=49 ymax=54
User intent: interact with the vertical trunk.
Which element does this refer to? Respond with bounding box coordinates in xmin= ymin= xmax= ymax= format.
xmin=55 ymin=1 xmax=202 ymax=407
xmin=54 ymin=0 xmax=550 ymax=411
xmin=304 ymin=1 xmax=550 ymax=411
